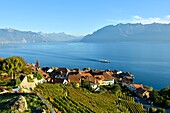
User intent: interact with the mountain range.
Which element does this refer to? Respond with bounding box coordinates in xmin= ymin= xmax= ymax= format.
xmin=0 ymin=28 xmax=82 ymax=43
xmin=1 ymin=23 xmax=170 ymax=43
xmin=81 ymin=23 xmax=170 ymax=42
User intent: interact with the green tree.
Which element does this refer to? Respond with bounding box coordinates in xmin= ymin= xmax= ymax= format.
xmin=156 ymin=108 xmax=166 ymax=113
xmin=34 ymin=72 xmax=43 ymax=80
xmin=111 ymin=84 xmax=121 ymax=95
xmin=165 ymin=100 xmax=170 ymax=108
xmin=0 ymin=58 xmax=4 ymax=68
xmin=81 ymin=79 xmax=90 ymax=90
xmin=144 ymin=85 xmax=153 ymax=91
xmin=1 ymin=56 xmax=26 ymax=79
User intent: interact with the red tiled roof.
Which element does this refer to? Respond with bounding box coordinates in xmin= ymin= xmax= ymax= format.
xmin=68 ymin=74 xmax=81 ymax=83
xmin=38 ymin=69 xmax=49 ymax=78
xmin=94 ymin=75 xmax=105 ymax=80
xmin=103 ymin=72 xmax=114 ymax=81
xmin=133 ymin=84 xmax=144 ymax=90
xmin=80 ymin=72 xmax=93 ymax=77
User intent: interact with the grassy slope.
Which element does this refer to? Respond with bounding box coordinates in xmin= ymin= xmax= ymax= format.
xmin=0 ymin=93 xmax=48 ymax=113
xmin=35 ymin=83 xmax=146 ymax=113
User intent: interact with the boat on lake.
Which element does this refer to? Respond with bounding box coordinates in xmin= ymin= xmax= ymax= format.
xmin=99 ymin=59 xmax=110 ymax=63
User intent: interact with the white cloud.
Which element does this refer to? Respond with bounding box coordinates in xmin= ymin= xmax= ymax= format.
xmin=165 ymin=15 xmax=170 ymax=20
xmin=133 ymin=15 xmax=142 ymax=20
xmin=106 ymin=15 xmax=170 ymax=25
xmin=131 ymin=16 xmax=170 ymax=24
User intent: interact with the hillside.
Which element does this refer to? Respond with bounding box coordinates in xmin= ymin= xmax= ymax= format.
xmin=0 ymin=28 xmax=82 ymax=43
xmin=35 ymin=83 xmax=146 ymax=113
xmin=81 ymin=23 xmax=170 ymax=42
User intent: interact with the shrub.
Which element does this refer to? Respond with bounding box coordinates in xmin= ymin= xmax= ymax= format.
xmin=34 ymin=72 xmax=43 ymax=80
xmin=27 ymin=76 xmax=34 ymax=82
xmin=165 ymin=100 xmax=170 ymax=108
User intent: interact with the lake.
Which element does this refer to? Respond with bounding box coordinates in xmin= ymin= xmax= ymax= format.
xmin=0 ymin=42 xmax=170 ymax=89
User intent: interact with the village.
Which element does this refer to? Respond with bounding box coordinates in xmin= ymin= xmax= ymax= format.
xmin=0 ymin=58 xmax=168 ymax=113
xmin=0 ymin=60 xmax=150 ymax=99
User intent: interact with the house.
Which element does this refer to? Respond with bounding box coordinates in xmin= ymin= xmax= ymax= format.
xmin=68 ymin=70 xmax=115 ymax=89
xmin=68 ymin=69 xmax=80 ymax=76
xmin=128 ymin=83 xmax=150 ymax=98
xmin=47 ymin=68 xmax=53 ymax=73
xmin=50 ymin=68 xmax=69 ymax=79
xmin=68 ymin=73 xmax=82 ymax=84
xmin=122 ymin=72 xmax=134 ymax=87
xmin=136 ymin=88 xmax=150 ymax=98
xmin=114 ymin=73 xmax=124 ymax=83
xmin=68 ymin=72 xmax=95 ymax=87
xmin=112 ymin=70 xmax=123 ymax=75
xmin=19 ymin=74 xmax=38 ymax=90
xmin=102 ymin=71 xmax=114 ymax=86
xmin=90 ymin=69 xmax=104 ymax=76
xmin=93 ymin=75 xmax=105 ymax=85
xmin=49 ymin=68 xmax=70 ymax=83
xmin=38 ymin=69 xmax=49 ymax=79
xmin=128 ymin=83 xmax=144 ymax=92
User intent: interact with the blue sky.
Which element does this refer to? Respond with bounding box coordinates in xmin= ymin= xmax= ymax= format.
xmin=0 ymin=0 xmax=170 ymax=36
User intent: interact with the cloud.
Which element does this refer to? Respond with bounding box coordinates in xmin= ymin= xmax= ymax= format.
xmin=165 ymin=15 xmax=170 ymax=20
xmin=133 ymin=16 xmax=142 ymax=20
xmin=131 ymin=15 xmax=170 ymax=24
xmin=106 ymin=15 xmax=170 ymax=24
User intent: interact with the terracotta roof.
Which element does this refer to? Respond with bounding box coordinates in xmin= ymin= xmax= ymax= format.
xmin=80 ymin=72 xmax=93 ymax=77
xmin=94 ymin=75 xmax=105 ymax=80
xmin=103 ymin=72 xmax=114 ymax=81
xmin=90 ymin=70 xmax=104 ymax=75
xmin=87 ymin=76 xmax=95 ymax=83
xmin=133 ymin=84 xmax=144 ymax=90
xmin=38 ymin=69 xmax=49 ymax=78
xmin=68 ymin=74 xmax=81 ymax=83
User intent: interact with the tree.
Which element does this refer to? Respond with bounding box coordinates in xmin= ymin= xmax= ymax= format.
xmin=1 ymin=56 xmax=26 ymax=79
xmin=81 ymin=79 xmax=90 ymax=89
xmin=144 ymin=85 xmax=153 ymax=91
xmin=156 ymin=108 xmax=166 ymax=113
xmin=111 ymin=84 xmax=121 ymax=95
xmin=165 ymin=100 xmax=170 ymax=108
xmin=34 ymin=72 xmax=43 ymax=80
xmin=0 ymin=58 xmax=4 ymax=68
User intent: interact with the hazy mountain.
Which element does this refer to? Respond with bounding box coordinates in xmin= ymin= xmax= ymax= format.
xmin=81 ymin=23 xmax=170 ymax=42
xmin=0 ymin=28 xmax=82 ymax=43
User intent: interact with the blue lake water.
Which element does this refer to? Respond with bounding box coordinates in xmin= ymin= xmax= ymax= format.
xmin=0 ymin=42 xmax=170 ymax=89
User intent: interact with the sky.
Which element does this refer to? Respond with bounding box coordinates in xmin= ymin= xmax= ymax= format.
xmin=0 ymin=0 xmax=170 ymax=36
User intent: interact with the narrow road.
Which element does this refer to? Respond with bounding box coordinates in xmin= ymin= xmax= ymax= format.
xmin=36 ymin=93 xmax=56 ymax=113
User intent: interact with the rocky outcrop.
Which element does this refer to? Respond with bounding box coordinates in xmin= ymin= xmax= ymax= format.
xmin=11 ymin=95 xmax=28 ymax=112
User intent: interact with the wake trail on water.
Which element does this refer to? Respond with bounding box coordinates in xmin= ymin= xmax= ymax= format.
xmin=16 ymin=50 xmax=102 ymax=63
